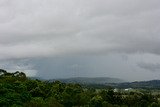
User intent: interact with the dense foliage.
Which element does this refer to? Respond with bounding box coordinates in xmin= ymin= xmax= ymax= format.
xmin=1 ymin=69 xmax=160 ymax=107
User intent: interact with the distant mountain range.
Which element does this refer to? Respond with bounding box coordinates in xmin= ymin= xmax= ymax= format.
xmin=30 ymin=76 xmax=160 ymax=89
xmin=112 ymin=80 xmax=160 ymax=89
xmin=49 ymin=77 xmax=125 ymax=84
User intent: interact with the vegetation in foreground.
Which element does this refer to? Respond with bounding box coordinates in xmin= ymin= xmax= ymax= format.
xmin=1 ymin=69 xmax=160 ymax=107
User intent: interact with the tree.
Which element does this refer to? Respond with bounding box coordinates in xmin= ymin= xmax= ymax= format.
xmin=90 ymin=95 xmax=103 ymax=107
xmin=0 ymin=69 xmax=7 ymax=76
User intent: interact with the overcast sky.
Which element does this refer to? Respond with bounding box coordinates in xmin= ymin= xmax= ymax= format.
xmin=0 ymin=0 xmax=160 ymax=81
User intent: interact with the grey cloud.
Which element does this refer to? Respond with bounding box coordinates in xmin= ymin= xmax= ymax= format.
xmin=0 ymin=0 xmax=160 ymax=59
xmin=0 ymin=59 xmax=37 ymax=76
xmin=1 ymin=0 xmax=160 ymax=81
xmin=138 ymin=62 xmax=160 ymax=72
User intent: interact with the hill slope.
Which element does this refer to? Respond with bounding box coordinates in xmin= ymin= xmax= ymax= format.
xmin=52 ymin=77 xmax=125 ymax=84
xmin=115 ymin=80 xmax=160 ymax=89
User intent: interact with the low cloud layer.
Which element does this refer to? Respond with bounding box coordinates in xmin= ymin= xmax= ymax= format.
xmin=0 ymin=0 xmax=160 ymax=81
